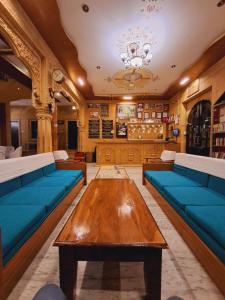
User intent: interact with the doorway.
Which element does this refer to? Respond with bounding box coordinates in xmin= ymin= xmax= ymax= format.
xmin=186 ymin=100 xmax=211 ymax=156
xmin=11 ymin=120 xmax=20 ymax=148
xmin=67 ymin=120 xmax=78 ymax=150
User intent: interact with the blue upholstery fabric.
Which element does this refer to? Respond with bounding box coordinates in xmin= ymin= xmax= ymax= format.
xmin=144 ymin=170 xmax=201 ymax=190
xmin=185 ymin=168 xmax=209 ymax=187
xmin=0 ymin=177 xmax=21 ymax=197
xmin=164 ymin=186 xmax=225 ymax=210
xmin=21 ymin=168 xmax=43 ymax=186
xmin=42 ymin=163 xmax=56 ymax=176
xmin=186 ymin=206 xmax=225 ymax=249
xmin=172 ymin=164 xmax=187 ymax=176
xmin=25 ymin=176 xmax=77 ymax=191
xmin=208 ymin=175 xmax=225 ymax=197
xmin=45 ymin=169 xmax=83 ymax=178
xmin=0 ymin=186 xmax=65 ymax=213
xmin=0 ymin=205 xmax=46 ymax=260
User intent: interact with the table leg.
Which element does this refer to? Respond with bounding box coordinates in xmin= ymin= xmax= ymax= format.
xmin=59 ymin=247 xmax=78 ymax=300
xmin=144 ymin=249 xmax=162 ymax=300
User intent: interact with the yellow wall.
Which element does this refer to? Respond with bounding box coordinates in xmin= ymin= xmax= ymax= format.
xmin=169 ymin=56 xmax=225 ymax=152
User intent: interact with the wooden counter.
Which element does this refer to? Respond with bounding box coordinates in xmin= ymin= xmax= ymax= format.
xmin=96 ymin=140 xmax=180 ymax=165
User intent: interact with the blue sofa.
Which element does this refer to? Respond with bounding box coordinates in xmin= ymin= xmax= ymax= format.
xmin=0 ymin=153 xmax=86 ymax=299
xmin=143 ymin=153 xmax=225 ymax=295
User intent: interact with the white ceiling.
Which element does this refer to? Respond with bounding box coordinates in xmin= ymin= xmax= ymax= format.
xmin=57 ymin=0 xmax=225 ymax=96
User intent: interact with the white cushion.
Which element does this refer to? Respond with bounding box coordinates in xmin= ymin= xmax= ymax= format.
xmin=175 ymin=153 xmax=225 ymax=179
xmin=53 ymin=150 xmax=69 ymax=161
xmin=160 ymin=150 xmax=176 ymax=162
xmin=0 ymin=152 xmax=55 ymax=183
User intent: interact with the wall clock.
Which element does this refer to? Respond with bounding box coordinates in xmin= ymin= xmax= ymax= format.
xmin=52 ymin=69 xmax=65 ymax=84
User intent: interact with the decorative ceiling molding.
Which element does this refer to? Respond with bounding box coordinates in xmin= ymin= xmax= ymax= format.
xmin=17 ymin=0 xmax=94 ymax=99
xmin=18 ymin=0 xmax=225 ymax=101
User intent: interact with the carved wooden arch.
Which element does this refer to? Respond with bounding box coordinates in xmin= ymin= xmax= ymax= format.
xmin=0 ymin=16 xmax=42 ymax=108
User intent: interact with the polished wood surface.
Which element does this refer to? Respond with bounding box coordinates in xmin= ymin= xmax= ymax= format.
xmin=97 ymin=141 xmax=179 ymax=165
xmin=0 ymin=178 xmax=84 ymax=300
xmin=55 ymin=179 xmax=166 ymax=300
xmin=144 ymin=178 xmax=225 ymax=296
xmin=55 ymin=179 xmax=167 ymax=247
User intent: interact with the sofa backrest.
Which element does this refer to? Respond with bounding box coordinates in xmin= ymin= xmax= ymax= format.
xmin=0 ymin=153 xmax=55 ymax=184
xmin=175 ymin=153 xmax=225 ymax=179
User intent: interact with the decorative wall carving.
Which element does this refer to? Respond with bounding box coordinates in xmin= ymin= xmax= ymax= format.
xmin=0 ymin=16 xmax=41 ymax=107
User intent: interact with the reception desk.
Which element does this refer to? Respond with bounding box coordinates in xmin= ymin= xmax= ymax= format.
xmin=96 ymin=140 xmax=180 ymax=165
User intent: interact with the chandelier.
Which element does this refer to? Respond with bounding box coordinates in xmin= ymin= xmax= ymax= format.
xmin=120 ymin=42 xmax=152 ymax=69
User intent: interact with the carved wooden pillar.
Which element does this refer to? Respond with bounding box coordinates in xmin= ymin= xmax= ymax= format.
xmin=36 ymin=109 xmax=53 ymax=153
xmin=52 ymin=103 xmax=58 ymax=151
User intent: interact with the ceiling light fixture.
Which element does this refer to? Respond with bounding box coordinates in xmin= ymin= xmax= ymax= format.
xmin=120 ymin=42 xmax=152 ymax=69
xmin=72 ymin=106 xmax=76 ymax=110
xmin=78 ymin=77 xmax=85 ymax=86
xmin=123 ymin=95 xmax=133 ymax=100
xmin=180 ymin=77 xmax=190 ymax=85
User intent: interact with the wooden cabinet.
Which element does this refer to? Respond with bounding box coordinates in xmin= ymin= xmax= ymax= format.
xmin=97 ymin=141 xmax=180 ymax=165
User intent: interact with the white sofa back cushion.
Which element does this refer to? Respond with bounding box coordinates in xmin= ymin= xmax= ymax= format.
xmin=175 ymin=153 xmax=225 ymax=179
xmin=53 ymin=150 xmax=69 ymax=161
xmin=160 ymin=150 xmax=176 ymax=161
xmin=0 ymin=152 xmax=55 ymax=183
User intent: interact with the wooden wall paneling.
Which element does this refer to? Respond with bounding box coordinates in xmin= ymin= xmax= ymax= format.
xmin=144 ymin=179 xmax=225 ymax=296
xmin=0 ymin=103 xmax=7 ymax=145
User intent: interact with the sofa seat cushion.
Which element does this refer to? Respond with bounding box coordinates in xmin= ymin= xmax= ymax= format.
xmin=25 ymin=176 xmax=77 ymax=190
xmin=46 ymin=170 xmax=82 ymax=179
xmin=144 ymin=170 xmax=201 ymax=190
xmin=0 ymin=186 xmax=65 ymax=212
xmin=0 ymin=205 xmax=46 ymax=257
xmin=186 ymin=206 xmax=225 ymax=249
xmin=164 ymin=187 xmax=225 ymax=211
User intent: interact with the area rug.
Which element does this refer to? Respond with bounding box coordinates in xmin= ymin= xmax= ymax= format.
xmin=95 ymin=165 xmax=129 ymax=179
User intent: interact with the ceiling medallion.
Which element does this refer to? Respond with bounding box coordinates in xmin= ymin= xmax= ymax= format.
xmin=112 ymin=68 xmax=159 ymax=90
xmin=140 ymin=0 xmax=165 ymax=15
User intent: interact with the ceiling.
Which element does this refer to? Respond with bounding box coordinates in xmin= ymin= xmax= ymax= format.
xmin=56 ymin=0 xmax=225 ymax=97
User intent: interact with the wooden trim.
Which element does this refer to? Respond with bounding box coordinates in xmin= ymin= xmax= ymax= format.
xmin=1 ymin=178 xmax=84 ymax=300
xmin=144 ymin=178 xmax=225 ymax=296
xmin=142 ymin=162 xmax=173 ymax=185
xmin=56 ymin=161 xmax=87 ymax=185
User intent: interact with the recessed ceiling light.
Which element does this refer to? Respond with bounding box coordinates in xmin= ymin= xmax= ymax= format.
xmin=82 ymin=4 xmax=89 ymax=12
xmin=123 ymin=95 xmax=133 ymax=100
xmin=78 ymin=77 xmax=85 ymax=86
xmin=180 ymin=77 xmax=190 ymax=85
xmin=72 ymin=106 xmax=76 ymax=110
xmin=217 ymin=0 xmax=225 ymax=7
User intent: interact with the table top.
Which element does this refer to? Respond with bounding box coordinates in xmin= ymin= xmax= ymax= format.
xmin=54 ymin=179 xmax=167 ymax=248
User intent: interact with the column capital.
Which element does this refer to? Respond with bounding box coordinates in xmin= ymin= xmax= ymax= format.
xmin=36 ymin=108 xmax=52 ymax=121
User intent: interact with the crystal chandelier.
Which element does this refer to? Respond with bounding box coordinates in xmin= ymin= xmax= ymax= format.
xmin=120 ymin=42 xmax=152 ymax=69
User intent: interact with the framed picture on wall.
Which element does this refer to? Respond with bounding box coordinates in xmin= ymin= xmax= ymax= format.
xmin=144 ymin=103 xmax=150 ymax=110
xmin=144 ymin=112 xmax=150 ymax=119
xmin=137 ymin=112 xmax=142 ymax=119
xmin=117 ymin=104 xmax=136 ymax=119
xmin=100 ymin=104 xmax=109 ymax=117
xmin=151 ymin=112 xmax=156 ymax=118
xmin=157 ymin=112 xmax=162 ymax=119
xmin=137 ymin=103 xmax=144 ymax=111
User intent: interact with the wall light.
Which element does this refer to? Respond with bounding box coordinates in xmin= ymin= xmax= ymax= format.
xmin=72 ymin=106 xmax=76 ymax=110
xmin=78 ymin=77 xmax=85 ymax=86
xmin=180 ymin=77 xmax=190 ymax=85
xmin=123 ymin=95 xmax=133 ymax=100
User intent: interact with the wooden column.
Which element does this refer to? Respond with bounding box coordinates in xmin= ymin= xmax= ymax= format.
xmin=52 ymin=103 xmax=58 ymax=151
xmin=36 ymin=109 xmax=53 ymax=153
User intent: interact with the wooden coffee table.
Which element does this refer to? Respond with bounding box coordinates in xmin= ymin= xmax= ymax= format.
xmin=54 ymin=179 xmax=167 ymax=300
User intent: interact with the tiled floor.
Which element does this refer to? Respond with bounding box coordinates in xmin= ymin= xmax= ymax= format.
xmin=8 ymin=165 xmax=224 ymax=300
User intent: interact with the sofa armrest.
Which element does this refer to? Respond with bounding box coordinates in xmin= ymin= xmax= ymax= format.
xmin=142 ymin=162 xmax=173 ymax=185
xmin=56 ymin=161 xmax=87 ymax=185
